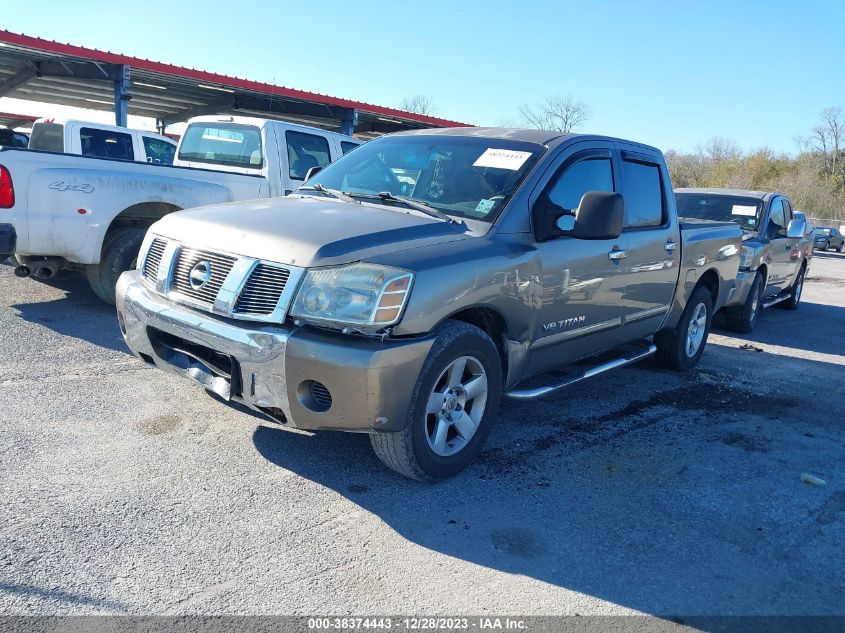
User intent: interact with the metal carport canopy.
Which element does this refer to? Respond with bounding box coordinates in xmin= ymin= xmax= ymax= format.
xmin=0 ymin=30 xmax=471 ymax=138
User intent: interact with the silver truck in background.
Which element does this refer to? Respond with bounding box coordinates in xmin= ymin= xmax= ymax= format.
xmin=675 ymin=189 xmax=810 ymax=333
xmin=117 ymin=128 xmax=742 ymax=480
xmin=0 ymin=115 xmax=360 ymax=303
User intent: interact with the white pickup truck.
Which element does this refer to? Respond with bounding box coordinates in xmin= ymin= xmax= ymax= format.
xmin=0 ymin=115 xmax=360 ymax=302
xmin=28 ymin=118 xmax=178 ymax=165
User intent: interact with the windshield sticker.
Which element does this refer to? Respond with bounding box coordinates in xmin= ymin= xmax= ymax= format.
xmin=475 ymin=198 xmax=496 ymax=214
xmin=732 ymin=205 xmax=757 ymax=217
xmin=473 ymin=149 xmax=532 ymax=171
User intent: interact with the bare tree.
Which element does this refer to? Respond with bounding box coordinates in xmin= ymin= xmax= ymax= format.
xmin=401 ymin=94 xmax=436 ymax=116
xmin=519 ymin=95 xmax=590 ymax=132
xmin=810 ymin=106 xmax=844 ymax=179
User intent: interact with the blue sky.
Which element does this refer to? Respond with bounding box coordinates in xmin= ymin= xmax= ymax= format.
xmin=6 ymin=0 xmax=845 ymax=153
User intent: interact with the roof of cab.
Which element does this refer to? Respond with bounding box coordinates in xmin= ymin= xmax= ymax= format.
xmin=186 ymin=115 xmax=359 ymax=141
xmin=392 ymin=127 xmax=664 ymax=155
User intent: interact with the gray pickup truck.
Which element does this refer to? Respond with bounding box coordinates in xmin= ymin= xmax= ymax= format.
xmin=675 ymin=189 xmax=810 ymax=333
xmin=116 ymin=128 xmax=741 ymax=480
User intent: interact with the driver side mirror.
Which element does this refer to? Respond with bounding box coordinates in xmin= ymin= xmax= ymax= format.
xmin=534 ymin=191 xmax=624 ymax=242
xmin=304 ymin=166 xmax=323 ymax=181
xmin=571 ymin=192 xmax=624 ymax=240
xmin=786 ymin=218 xmax=806 ymax=239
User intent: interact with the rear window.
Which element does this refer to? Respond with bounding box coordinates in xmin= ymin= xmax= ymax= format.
xmin=341 ymin=141 xmax=360 ymax=155
xmin=178 ymin=123 xmax=263 ymax=168
xmin=286 ymin=131 xmax=331 ymax=180
xmin=80 ymin=127 xmax=134 ymax=161
xmin=143 ymin=136 xmax=176 ymax=165
xmin=28 ymin=122 xmax=65 ymax=152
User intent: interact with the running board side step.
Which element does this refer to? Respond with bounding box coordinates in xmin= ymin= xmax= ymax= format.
xmin=505 ymin=344 xmax=657 ymax=400
xmin=761 ymin=293 xmax=790 ymax=309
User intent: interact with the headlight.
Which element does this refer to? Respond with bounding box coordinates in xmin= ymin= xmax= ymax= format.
xmin=290 ymin=263 xmax=413 ymax=328
xmin=739 ymin=245 xmax=754 ymax=270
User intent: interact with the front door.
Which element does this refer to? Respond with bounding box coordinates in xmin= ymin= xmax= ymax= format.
xmin=529 ymin=146 xmax=630 ymax=375
xmin=763 ymin=197 xmax=793 ymax=294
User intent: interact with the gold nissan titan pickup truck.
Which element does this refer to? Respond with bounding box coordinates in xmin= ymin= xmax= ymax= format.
xmin=116 ymin=128 xmax=742 ymax=480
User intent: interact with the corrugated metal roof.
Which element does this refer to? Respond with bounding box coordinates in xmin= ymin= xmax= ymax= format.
xmin=0 ymin=30 xmax=471 ymax=138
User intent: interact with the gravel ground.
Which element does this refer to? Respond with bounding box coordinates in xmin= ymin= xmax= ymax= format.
xmin=0 ymin=253 xmax=843 ymax=616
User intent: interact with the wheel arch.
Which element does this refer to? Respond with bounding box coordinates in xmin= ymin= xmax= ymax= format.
xmin=439 ymin=305 xmax=510 ymax=382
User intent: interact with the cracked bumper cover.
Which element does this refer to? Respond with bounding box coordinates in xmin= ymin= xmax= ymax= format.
xmin=116 ymin=271 xmax=434 ymax=433
xmin=0 ymin=223 xmax=15 ymax=262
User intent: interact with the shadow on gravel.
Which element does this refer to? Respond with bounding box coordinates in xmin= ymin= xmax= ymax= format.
xmin=0 ymin=582 xmax=127 ymax=611
xmin=250 ymin=358 xmax=844 ymax=617
xmin=713 ymin=300 xmax=845 ymax=358
xmin=10 ymin=273 xmax=129 ymax=354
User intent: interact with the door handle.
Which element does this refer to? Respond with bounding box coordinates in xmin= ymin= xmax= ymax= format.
xmin=665 ymin=241 xmax=678 ymax=251
xmin=608 ymin=249 xmax=627 ymax=261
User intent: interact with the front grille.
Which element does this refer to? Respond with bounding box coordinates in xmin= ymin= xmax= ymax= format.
xmin=170 ymin=248 xmax=237 ymax=306
xmin=234 ymin=263 xmax=291 ymax=315
xmin=142 ymin=238 xmax=167 ymax=282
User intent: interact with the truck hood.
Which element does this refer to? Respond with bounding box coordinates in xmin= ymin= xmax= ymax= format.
xmin=150 ymin=195 xmax=478 ymax=268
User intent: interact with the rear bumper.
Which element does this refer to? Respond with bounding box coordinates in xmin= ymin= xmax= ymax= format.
xmin=116 ymin=271 xmax=434 ymax=433
xmin=0 ymin=223 xmax=15 ymax=263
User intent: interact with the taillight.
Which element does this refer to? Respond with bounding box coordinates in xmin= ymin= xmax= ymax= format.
xmin=0 ymin=165 xmax=14 ymax=208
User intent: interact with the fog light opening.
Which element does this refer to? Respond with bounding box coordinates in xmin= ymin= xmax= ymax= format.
xmin=297 ymin=380 xmax=332 ymax=413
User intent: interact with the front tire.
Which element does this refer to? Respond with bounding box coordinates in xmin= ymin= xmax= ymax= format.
xmin=724 ymin=271 xmax=763 ymax=333
xmin=370 ymin=321 xmax=503 ymax=481
xmin=86 ymin=227 xmax=146 ymax=305
xmin=655 ymin=285 xmax=713 ymax=371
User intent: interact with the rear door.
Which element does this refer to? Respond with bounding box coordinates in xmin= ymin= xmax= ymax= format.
xmin=528 ymin=142 xmax=630 ymax=374
xmin=617 ymin=148 xmax=680 ymax=339
xmin=763 ymin=197 xmax=793 ymax=293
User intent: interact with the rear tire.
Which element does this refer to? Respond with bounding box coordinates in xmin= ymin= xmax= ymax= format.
xmin=655 ymin=285 xmax=713 ymax=371
xmin=780 ymin=266 xmax=805 ymax=310
xmin=837 ymin=243 xmax=843 ymax=253
xmin=86 ymin=227 xmax=146 ymax=305
xmin=369 ymin=320 xmax=503 ymax=481
xmin=724 ymin=271 xmax=763 ymax=333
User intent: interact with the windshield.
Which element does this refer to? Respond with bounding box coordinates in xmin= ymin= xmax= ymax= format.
xmin=177 ymin=123 xmax=263 ymax=168
xmin=816 ymin=228 xmax=831 ymax=236
xmin=301 ymin=135 xmax=543 ymax=222
xmin=675 ymin=193 xmax=764 ymax=231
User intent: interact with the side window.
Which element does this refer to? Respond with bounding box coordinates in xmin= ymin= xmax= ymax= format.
xmin=546 ymin=157 xmax=614 ymax=210
xmin=621 ymin=159 xmax=664 ymax=228
xmin=768 ymin=199 xmax=786 ymax=238
xmin=80 ymin=127 xmax=134 ymax=161
xmin=286 ymin=131 xmax=331 ymax=180
xmin=341 ymin=141 xmax=359 ymax=155
xmin=143 ymin=137 xmax=176 ymax=165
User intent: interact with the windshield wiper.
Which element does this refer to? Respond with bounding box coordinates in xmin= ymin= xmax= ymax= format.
xmin=298 ymin=184 xmax=358 ymax=204
xmin=366 ymin=191 xmax=457 ymax=224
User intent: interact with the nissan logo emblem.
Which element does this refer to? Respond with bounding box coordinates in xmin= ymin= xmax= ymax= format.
xmin=188 ymin=260 xmax=213 ymax=290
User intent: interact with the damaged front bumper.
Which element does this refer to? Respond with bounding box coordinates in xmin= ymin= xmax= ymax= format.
xmin=116 ymin=271 xmax=434 ymax=433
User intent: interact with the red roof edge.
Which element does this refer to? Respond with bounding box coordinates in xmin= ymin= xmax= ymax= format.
xmin=0 ymin=30 xmax=472 ymax=129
